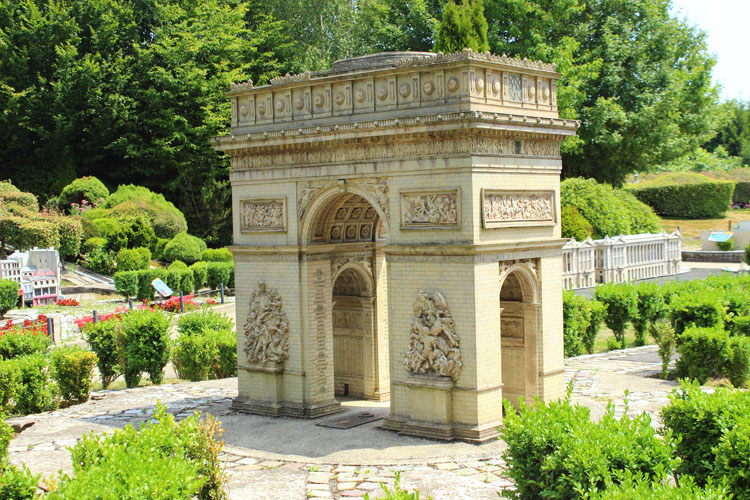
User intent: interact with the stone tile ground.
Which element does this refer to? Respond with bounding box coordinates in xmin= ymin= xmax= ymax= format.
xmin=7 ymin=345 xmax=678 ymax=499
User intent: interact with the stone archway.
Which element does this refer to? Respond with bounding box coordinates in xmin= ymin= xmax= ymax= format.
xmin=499 ymin=263 xmax=541 ymax=407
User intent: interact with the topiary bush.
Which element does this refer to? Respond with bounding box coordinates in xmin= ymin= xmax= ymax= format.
xmin=661 ymin=381 xmax=750 ymax=486
xmin=561 ymin=177 xmax=661 ymax=237
xmin=561 ymin=205 xmax=594 ymax=241
xmin=594 ymin=282 xmax=639 ymax=349
xmin=190 ymin=262 xmax=208 ymax=292
xmin=116 ymin=247 xmax=151 ymax=272
xmin=152 ymin=212 xmax=187 ymax=239
xmin=120 ymin=309 xmax=171 ymax=386
xmin=58 ymin=176 xmax=109 ymax=211
xmin=114 ymin=271 xmax=138 ymax=299
xmin=82 ymin=236 xmax=106 ymax=254
xmin=177 ymin=310 xmax=234 ymax=337
xmin=502 ymin=391 xmax=676 ymax=500
xmin=0 ymin=410 xmax=12 ymax=458
xmin=0 ymin=329 xmax=50 ymax=360
xmin=627 ymin=172 xmax=735 ymax=218
xmin=650 ymin=319 xmax=676 ymax=380
xmin=632 ymin=281 xmax=665 ymax=346
xmin=716 ymin=239 xmax=733 ymax=251
xmin=584 ymin=299 xmax=607 ymax=354
xmin=120 ymin=216 xmax=157 ymax=251
xmin=51 ymin=345 xmax=98 ymax=404
xmin=201 ymin=248 xmax=233 ymax=262
xmin=173 ymin=327 xmax=236 ymax=382
xmin=86 ymin=246 xmax=116 ymax=275
xmin=206 ymin=262 xmax=233 ymax=290
xmin=168 ymin=260 xmax=188 ymax=271
xmin=153 ymin=237 xmax=169 ymax=260
xmin=0 ymin=279 xmax=19 ymax=317
xmin=82 ymin=319 xmax=122 ymax=389
xmin=727 ymin=336 xmax=750 ymax=388
xmin=675 ymin=327 xmax=731 ymax=384
xmin=92 ymin=217 xmax=127 ymax=251
xmin=163 ymin=232 xmax=203 ymax=264
xmin=562 ymin=291 xmax=590 ymax=357
xmin=8 ymin=354 xmax=55 ymax=415
xmin=669 ymin=290 xmax=726 ymax=335
xmin=52 ymin=403 xmax=225 ymax=500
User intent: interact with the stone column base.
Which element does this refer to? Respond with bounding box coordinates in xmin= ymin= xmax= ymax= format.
xmin=234 ymin=364 xmax=342 ymax=418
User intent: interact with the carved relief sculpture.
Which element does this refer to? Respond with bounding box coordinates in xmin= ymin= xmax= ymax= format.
xmin=482 ymin=190 xmax=555 ymax=228
xmin=401 ymin=190 xmax=459 ymax=229
xmin=404 ymin=290 xmax=462 ymax=381
xmin=240 ymin=198 xmax=286 ymax=232
xmin=243 ymin=282 xmax=290 ymax=365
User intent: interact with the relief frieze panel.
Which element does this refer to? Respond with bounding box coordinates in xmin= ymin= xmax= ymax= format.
xmin=240 ymin=198 xmax=286 ymax=232
xmin=404 ymin=290 xmax=462 ymax=381
xmin=231 ymin=137 xmax=560 ymax=170
xmin=400 ymin=189 xmax=459 ymax=229
xmin=243 ymin=282 xmax=290 ymax=365
xmin=482 ymin=190 xmax=555 ymax=228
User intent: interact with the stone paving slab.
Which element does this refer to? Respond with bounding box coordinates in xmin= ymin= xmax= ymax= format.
xmin=6 ymin=345 xmax=681 ymax=499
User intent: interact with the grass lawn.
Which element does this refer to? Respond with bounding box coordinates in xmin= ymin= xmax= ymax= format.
xmin=592 ymin=324 xmax=655 ymax=354
xmin=660 ymin=208 xmax=750 ymax=249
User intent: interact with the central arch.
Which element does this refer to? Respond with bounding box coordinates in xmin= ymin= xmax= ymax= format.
xmin=302 ymin=189 xmax=390 ymax=407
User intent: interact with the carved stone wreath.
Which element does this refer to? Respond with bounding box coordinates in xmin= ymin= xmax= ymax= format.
xmin=404 ymin=290 xmax=462 ymax=381
xmin=243 ymin=282 xmax=290 ymax=365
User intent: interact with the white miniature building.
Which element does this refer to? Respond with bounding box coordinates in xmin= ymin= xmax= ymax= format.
xmin=562 ymin=231 xmax=681 ymax=289
xmin=0 ymin=247 xmax=61 ymax=305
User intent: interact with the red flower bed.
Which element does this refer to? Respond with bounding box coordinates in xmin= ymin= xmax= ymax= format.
xmin=138 ymin=294 xmax=199 ymax=313
xmin=73 ymin=306 xmax=129 ymax=329
xmin=0 ymin=314 xmax=49 ymax=337
xmin=56 ymin=298 xmax=80 ymax=307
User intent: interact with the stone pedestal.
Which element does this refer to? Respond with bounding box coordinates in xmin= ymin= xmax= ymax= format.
xmin=383 ymin=375 xmax=455 ymax=440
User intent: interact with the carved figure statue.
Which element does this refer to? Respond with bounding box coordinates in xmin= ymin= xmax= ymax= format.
xmin=404 ymin=290 xmax=462 ymax=380
xmin=243 ymin=281 xmax=289 ymax=364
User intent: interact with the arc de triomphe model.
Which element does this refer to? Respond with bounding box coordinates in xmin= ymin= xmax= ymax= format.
xmin=213 ymin=50 xmax=578 ymax=442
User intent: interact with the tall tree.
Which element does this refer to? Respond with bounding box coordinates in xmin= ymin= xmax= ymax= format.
xmin=486 ymin=0 xmax=719 ymax=186
xmin=705 ymin=100 xmax=750 ymax=166
xmin=354 ymin=0 xmax=438 ymax=53
xmin=434 ymin=0 xmax=489 ymax=53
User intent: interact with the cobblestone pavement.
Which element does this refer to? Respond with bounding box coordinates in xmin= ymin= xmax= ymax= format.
xmin=7 ymin=345 xmax=679 ymax=499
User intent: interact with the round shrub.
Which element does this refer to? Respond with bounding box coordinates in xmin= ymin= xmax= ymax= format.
xmin=82 ymin=319 xmax=122 ymax=389
xmin=120 ymin=216 xmax=157 ymax=251
xmin=114 ymin=271 xmax=139 ymax=299
xmin=58 ymin=176 xmax=109 ymax=210
xmin=727 ymin=336 xmax=750 ymax=389
xmin=153 ymin=212 xmax=187 ymax=239
xmin=561 ymin=177 xmax=661 ymax=238
xmin=92 ymin=217 xmax=126 ymax=251
xmin=163 ymin=233 xmax=203 ymax=264
xmin=116 ymin=247 xmax=151 ymax=272
xmin=206 ymin=262 xmax=233 ymax=290
xmin=669 ymin=290 xmax=726 ymax=335
xmin=168 ymin=261 xmax=188 ymax=271
xmin=594 ymin=282 xmax=639 ymax=349
xmin=201 ymin=248 xmax=233 ymax=262
xmin=676 ymin=327 xmax=731 ymax=384
xmin=562 ymin=291 xmax=591 ymax=357
xmin=561 ymin=205 xmax=594 ymax=241
xmin=79 ymin=216 xmax=100 ymax=241
xmin=10 ymin=354 xmax=55 ymax=414
xmin=86 ymin=247 xmax=115 ymax=275
xmin=177 ymin=309 xmax=234 ymax=337
xmin=189 ymin=262 xmax=208 ymax=292
xmin=0 ymin=279 xmax=19 ymax=317
xmin=83 ymin=237 xmax=107 ymax=254
xmin=627 ymin=172 xmax=735 ymax=218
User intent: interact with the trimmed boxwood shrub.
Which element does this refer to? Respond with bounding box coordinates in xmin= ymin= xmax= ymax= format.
xmin=588 ymin=474 xmax=730 ymax=500
xmin=584 ymin=299 xmax=606 ymax=354
xmin=92 ymin=217 xmax=127 ymax=251
xmin=135 ymin=268 xmax=167 ymax=301
xmin=82 ymin=319 xmax=122 ymax=389
xmin=8 ymin=354 xmax=55 ymax=415
xmin=0 ymin=279 xmax=19 ymax=316
xmin=668 ymin=290 xmax=725 ymax=335
xmin=86 ymin=246 xmax=115 ymax=275
xmin=120 ymin=309 xmax=171 ymax=386
xmin=727 ymin=336 xmax=750 ymax=388
xmin=53 ymin=403 xmax=225 ymax=500
xmin=82 ymin=236 xmax=106 ymax=254
xmin=0 ymin=329 xmax=50 ymax=359
xmin=153 ymin=237 xmax=169 ymax=260
xmin=152 ymin=212 xmax=187 ymax=239
xmin=706 ymin=167 xmax=750 ymax=204
xmin=713 ymin=415 xmax=750 ymax=499
xmin=116 ymin=247 xmax=151 ymax=272
xmin=177 ymin=310 xmax=234 ymax=337
xmin=51 ymin=345 xmax=98 ymax=404
xmin=675 ymin=327 xmax=731 ymax=384
xmin=168 ymin=260 xmax=188 ymax=271
xmin=206 ymin=262 xmax=233 ymax=290
xmin=562 ymin=291 xmax=590 ymax=357
xmin=163 ymin=232 xmax=204 ymax=264
xmin=172 ymin=327 xmax=238 ymax=381
xmin=627 ymin=172 xmax=735 ymax=218
xmin=502 ymin=392 xmax=675 ymax=500
xmin=58 ymin=176 xmax=109 ymax=210
xmin=594 ymin=282 xmax=638 ymax=349
xmin=190 ymin=262 xmax=208 ymax=292
xmin=662 ymin=381 xmax=750 ymax=485
xmin=114 ymin=271 xmax=138 ymax=299
xmin=561 ymin=177 xmax=660 ymax=238
xmin=201 ymin=248 xmax=233 ymax=262
xmin=0 ymin=411 xmax=12 ymax=458
xmin=632 ymin=281 xmax=665 ymax=346
xmin=560 ymin=205 xmax=594 ymax=241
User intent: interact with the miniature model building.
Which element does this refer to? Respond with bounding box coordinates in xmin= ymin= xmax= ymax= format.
xmin=0 ymin=248 xmax=61 ymax=306
xmin=214 ymin=50 xmax=578 ymax=442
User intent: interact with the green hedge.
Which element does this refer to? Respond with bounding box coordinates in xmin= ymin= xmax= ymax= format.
xmin=114 ymin=271 xmax=138 ymax=299
xmin=705 ymin=167 xmax=750 ymax=204
xmin=561 ymin=177 xmax=661 ymax=238
xmin=627 ymin=172 xmax=735 ymax=218
xmin=115 ymin=247 xmax=151 ymax=272
xmin=0 ymin=279 xmax=19 ymax=316
xmin=560 ymin=205 xmax=594 ymax=241
xmin=163 ymin=232 xmax=205 ymax=264
xmin=502 ymin=393 xmax=675 ymax=500
xmin=0 ymin=329 xmax=50 ymax=360
xmin=676 ymin=327 xmax=732 ymax=384
xmin=201 ymin=248 xmax=232 ymax=262
xmin=206 ymin=262 xmax=233 ymax=290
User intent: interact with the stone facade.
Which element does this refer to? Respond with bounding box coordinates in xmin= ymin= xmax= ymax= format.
xmin=215 ymin=50 xmax=577 ymax=442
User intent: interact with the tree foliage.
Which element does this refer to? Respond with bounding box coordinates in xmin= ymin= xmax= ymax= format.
xmin=434 ymin=0 xmax=489 ymax=53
